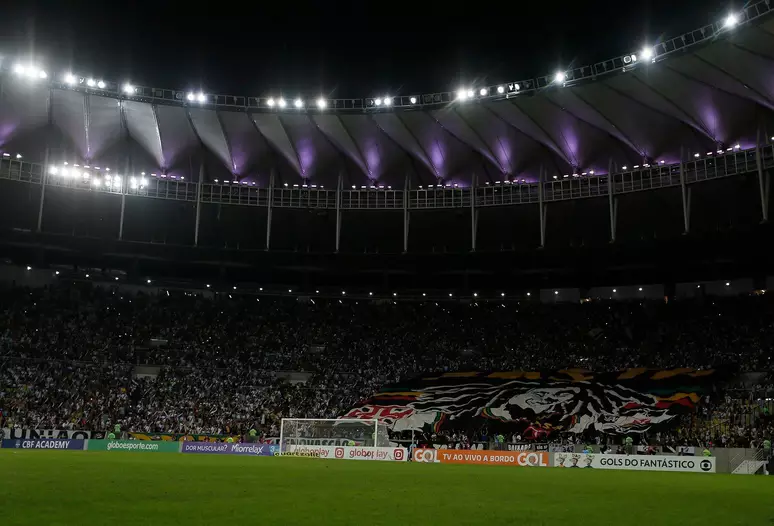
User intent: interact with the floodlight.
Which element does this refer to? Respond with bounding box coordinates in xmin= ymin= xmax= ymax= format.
xmin=13 ymin=64 xmax=24 ymax=75
xmin=97 ymin=80 xmax=106 ymax=89
xmin=86 ymin=78 xmax=96 ymax=87
xmin=456 ymin=89 xmax=468 ymax=101
xmin=479 ymin=88 xmax=488 ymax=96
xmin=267 ymin=98 xmax=275 ymax=107
xmin=196 ymin=93 xmax=206 ymax=103
xmin=49 ymin=166 xmax=58 ymax=175
xmin=554 ymin=72 xmax=566 ymax=83
xmin=497 ymin=86 xmax=505 ymax=94
xmin=409 ymin=96 xmax=417 ymax=104
xmin=186 ymin=92 xmax=195 ymax=101
xmin=294 ymin=98 xmax=303 ymax=108
xmin=466 ymin=89 xmax=474 ymax=98
xmin=724 ymin=13 xmax=739 ymax=28
xmin=64 ymin=73 xmax=77 ymax=85
xmin=374 ymin=98 xmax=382 ymax=106
xmin=15 ymin=154 xmax=22 ymax=159
xmin=38 ymin=70 xmax=47 ymax=79
xmin=277 ymin=98 xmax=287 ymax=108
xmin=383 ymin=96 xmax=392 ymax=106
xmin=316 ymin=98 xmax=327 ymax=109
xmin=123 ymin=83 xmax=135 ymax=94
xmin=641 ymin=47 xmax=654 ymax=60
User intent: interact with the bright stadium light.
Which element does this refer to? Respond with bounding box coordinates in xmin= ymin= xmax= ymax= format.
xmin=294 ymin=98 xmax=303 ymax=108
xmin=641 ymin=47 xmax=654 ymax=60
xmin=479 ymin=88 xmax=488 ymax=96
xmin=196 ymin=93 xmax=206 ymax=103
xmin=497 ymin=86 xmax=505 ymax=94
xmin=724 ymin=13 xmax=739 ymax=28
xmin=374 ymin=98 xmax=382 ymax=106
xmin=97 ymin=80 xmax=106 ymax=89
xmin=267 ymin=98 xmax=275 ymax=107
xmin=64 ymin=73 xmax=77 ymax=85
xmin=86 ymin=78 xmax=96 ymax=87
xmin=277 ymin=98 xmax=287 ymax=108
xmin=39 ymin=70 xmax=47 ymax=79
xmin=383 ymin=96 xmax=392 ymax=106
xmin=13 ymin=63 xmax=24 ymax=75
xmin=409 ymin=96 xmax=417 ymax=104
xmin=186 ymin=92 xmax=195 ymax=101
xmin=122 ymin=83 xmax=135 ymax=94
xmin=554 ymin=71 xmax=566 ymax=83
xmin=456 ymin=89 xmax=468 ymax=101
xmin=49 ymin=166 xmax=58 ymax=175
xmin=316 ymin=98 xmax=327 ymax=109
xmin=16 ymin=153 xmax=22 ymax=159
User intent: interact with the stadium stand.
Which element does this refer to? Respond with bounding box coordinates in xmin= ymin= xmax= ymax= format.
xmin=1 ymin=280 xmax=772 ymax=448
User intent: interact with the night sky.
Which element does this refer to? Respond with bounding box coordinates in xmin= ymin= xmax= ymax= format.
xmin=2 ymin=0 xmax=738 ymax=98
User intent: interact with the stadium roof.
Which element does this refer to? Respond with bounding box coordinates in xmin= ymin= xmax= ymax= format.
xmin=1 ymin=4 xmax=774 ymax=190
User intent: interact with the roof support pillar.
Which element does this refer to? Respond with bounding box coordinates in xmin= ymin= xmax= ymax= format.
xmin=538 ymin=166 xmax=546 ymax=248
xmin=403 ymin=174 xmax=410 ymax=254
xmin=266 ymin=169 xmax=275 ymax=251
xmin=756 ymin=128 xmax=769 ymax=223
xmin=470 ymin=173 xmax=478 ymax=252
xmin=679 ymin=146 xmax=691 ymax=234
xmin=118 ymin=193 xmax=126 ymax=240
xmin=36 ymin=148 xmax=50 ymax=233
xmin=608 ymin=158 xmax=617 ymax=243
xmin=335 ymin=171 xmax=342 ymax=253
xmin=194 ymin=162 xmax=204 ymax=247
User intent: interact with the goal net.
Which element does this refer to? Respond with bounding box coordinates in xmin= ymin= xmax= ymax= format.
xmin=279 ymin=418 xmax=390 ymax=454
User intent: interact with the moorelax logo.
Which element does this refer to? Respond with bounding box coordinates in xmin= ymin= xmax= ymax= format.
xmin=229 ymin=443 xmax=268 ymax=455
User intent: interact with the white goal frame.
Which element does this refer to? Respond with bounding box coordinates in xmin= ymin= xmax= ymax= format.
xmin=279 ymin=418 xmax=384 ymax=455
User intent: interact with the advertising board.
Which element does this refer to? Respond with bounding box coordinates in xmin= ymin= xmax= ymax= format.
xmin=412 ymin=448 xmax=548 ymax=466
xmin=181 ymin=442 xmax=279 ymax=456
xmin=87 ymin=440 xmax=181 ymax=453
xmin=553 ymin=453 xmax=716 ymax=473
xmin=283 ymin=445 xmax=406 ymax=461
xmin=1 ymin=438 xmax=86 ymax=450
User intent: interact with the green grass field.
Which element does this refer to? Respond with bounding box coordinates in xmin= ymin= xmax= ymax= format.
xmin=1 ymin=451 xmax=773 ymax=526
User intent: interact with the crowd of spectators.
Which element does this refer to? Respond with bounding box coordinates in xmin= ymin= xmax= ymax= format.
xmin=1 ymin=282 xmax=773 ymax=446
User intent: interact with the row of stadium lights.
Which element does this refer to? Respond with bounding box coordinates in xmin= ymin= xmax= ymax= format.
xmin=28 ymin=267 xmax=736 ymax=296
xmin=1 ymin=138 xmax=756 ymax=189
xmin=7 ymin=14 xmax=742 ymax=111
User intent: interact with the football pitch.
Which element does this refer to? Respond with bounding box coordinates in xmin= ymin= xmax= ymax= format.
xmin=1 ymin=451 xmax=773 ymax=526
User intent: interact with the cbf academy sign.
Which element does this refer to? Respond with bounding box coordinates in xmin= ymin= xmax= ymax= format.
xmin=1 ymin=439 xmax=86 ymax=450
xmin=553 ymin=453 xmax=716 ymax=473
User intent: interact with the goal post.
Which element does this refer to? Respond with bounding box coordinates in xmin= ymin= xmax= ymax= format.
xmin=279 ymin=418 xmax=390 ymax=455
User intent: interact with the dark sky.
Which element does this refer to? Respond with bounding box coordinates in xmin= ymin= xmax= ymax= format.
xmin=2 ymin=0 xmax=738 ymax=98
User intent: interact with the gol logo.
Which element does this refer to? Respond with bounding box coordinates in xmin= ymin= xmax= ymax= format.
xmin=393 ymin=448 xmax=405 ymax=461
xmin=412 ymin=448 xmax=437 ymax=463
xmin=700 ymin=460 xmax=712 ymax=472
xmin=335 ymin=447 xmax=345 ymax=459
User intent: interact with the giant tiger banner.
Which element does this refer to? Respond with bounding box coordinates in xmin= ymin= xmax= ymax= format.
xmin=342 ymin=368 xmax=721 ymax=437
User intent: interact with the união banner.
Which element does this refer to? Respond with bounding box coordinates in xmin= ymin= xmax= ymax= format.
xmin=181 ymin=442 xmax=279 ymax=456
xmin=283 ymin=445 xmax=406 ymax=461
xmin=87 ymin=440 xmax=180 ymax=453
xmin=2 ymin=438 xmax=86 ymax=450
xmin=2 ymin=428 xmax=91 ymax=440
xmin=552 ymin=452 xmax=716 ymax=473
